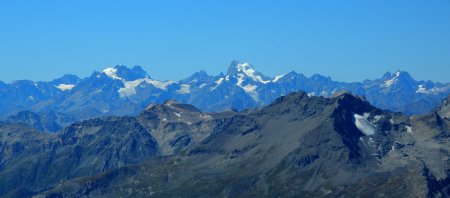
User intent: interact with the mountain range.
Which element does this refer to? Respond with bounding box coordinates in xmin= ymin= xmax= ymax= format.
xmin=0 ymin=91 xmax=449 ymax=197
xmin=1 ymin=61 xmax=449 ymax=132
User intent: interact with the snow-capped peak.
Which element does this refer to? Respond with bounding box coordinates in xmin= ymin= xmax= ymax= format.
xmin=227 ymin=61 xmax=270 ymax=84
xmin=102 ymin=65 xmax=150 ymax=81
xmin=103 ymin=67 xmax=123 ymax=80
xmin=381 ymin=71 xmax=416 ymax=88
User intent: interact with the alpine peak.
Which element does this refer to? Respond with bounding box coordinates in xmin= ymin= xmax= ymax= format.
xmin=102 ymin=65 xmax=150 ymax=81
xmin=226 ymin=60 xmax=270 ymax=84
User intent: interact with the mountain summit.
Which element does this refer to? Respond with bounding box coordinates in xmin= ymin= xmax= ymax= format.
xmin=226 ymin=60 xmax=271 ymax=84
xmin=2 ymin=91 xmax=449 ymax=197
xmin=102 ymin=65 xmax=150 ymax=81
xmin=0 ymin=62 xmax=449 ymax=126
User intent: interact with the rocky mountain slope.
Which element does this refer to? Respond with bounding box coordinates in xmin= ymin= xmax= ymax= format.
xmin=0 ymin=92 xmax=449 ymax=197
xmin=0 ymin=62 xmax=448 ymax=128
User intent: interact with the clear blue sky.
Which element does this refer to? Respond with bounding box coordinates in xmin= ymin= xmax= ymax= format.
xmin=1 ymin=0 xmax=449 ymax=83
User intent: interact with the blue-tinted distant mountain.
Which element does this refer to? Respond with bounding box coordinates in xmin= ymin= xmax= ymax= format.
xmin=0 ymin=61 xmax=449 ymax=127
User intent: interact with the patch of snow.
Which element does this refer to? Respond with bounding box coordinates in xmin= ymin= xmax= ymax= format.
xmin=354 ymin=113 xmax=376 ymax=136
xmin=236 ymin=74 xmax=245 ymax=86
xmin=373 ymin=115 xmax=383 ymax=123
xmin=272 ymin=74 xmax=285 ymax=82
xmin=176 ymin=84 xmax=191 ymax=94
xmin=383 ymin=72 xmax=400 ymax=88
xmin=211 ymin=77 xmax=224 ymax=90
xmin=28 ymin=96 xmax=34 ymax=100
xmin=200 ymin=114 xmax=212 ymax=119
xmin=118 ymin=78 xmax=175 ymax=97
xmin=174 ymin=112 xmax=181 ymax=118
xmin=384 ymin=78 xmax=397 ymax=87
xmin=416 ymin=85 xmax=427 ymax=94
xmin=307 ymin=92 xmax=315 ymax=97
xmin=242 ymin=84 xmax=257 ymax=93
xmin=103 ymin=67 xmax=123 ymax=80
xmin=406 ymin=126 xmax=413 ymax=134
xmin=55 ymin=84 xmax=75 ymax=91
xmin=199 ymin=83 xmax=207 ymax=88
xmin=146 ymin=79 xmax=175 ymax=90
xmin=416 ymin=85 xmax=449 ymax=95
xmin=242 ymin=84 xmax=259 ymax=101
xmin=236 ymin=63 xmax=270 ymax=84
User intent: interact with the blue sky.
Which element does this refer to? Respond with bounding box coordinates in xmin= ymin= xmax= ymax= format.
xmin=1 ymin=0 xmax=449 ymax=83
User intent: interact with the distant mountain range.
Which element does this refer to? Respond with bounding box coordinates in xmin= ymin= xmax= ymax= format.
xmin=1 ymin=91 xmax=449 ymax=197
xmin=1 ymin=61 xmax=449 ymax=132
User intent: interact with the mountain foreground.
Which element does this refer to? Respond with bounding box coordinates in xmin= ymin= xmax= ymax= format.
xmin=0 ymin=91 xmax=449 ymax=197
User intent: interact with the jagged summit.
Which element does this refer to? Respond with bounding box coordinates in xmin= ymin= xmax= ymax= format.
xmin=0 ymin=61 xmax=449 ymax=122
xmin=102 ymin=65 xmax=149 ymax=81
xmin=381 ymin=70 xmax=416 ymax=88
xmin=180 ymin=70 xmax=212 ymax=84
xmin=226 ymin=60 xmax=271 ymax=84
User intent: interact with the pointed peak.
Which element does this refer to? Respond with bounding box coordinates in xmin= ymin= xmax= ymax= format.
xmin=331 ymin=90 xmax=366 ymax=101
xmin=226 ymin=60 xmax=253 ymax=76
xmin=180 ymin=70 xmax=212 ymax=84
xmin=381 ymin=70 xmax=416 ymax=88
xmin=226 ymin=60 xmax=270 ymax=84
xmin=102 ymin=65 xmax=149 ymax=81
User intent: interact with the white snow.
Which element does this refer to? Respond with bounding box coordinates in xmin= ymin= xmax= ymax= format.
xmin=118 ymin=78 xmax=175 ymax=97
xmin=176 ymin=84 xmax=191 ymax=94
xmin=236 ymin=74 xmax=245 ymax=86
xmin=416 ymin=85 xmax=449 ymax=95
xmin=354 ymin=113 xmax=376 ymax=136
xmin=118 ymin=80 xmax=144 ymax=97
xmin=416 ymin=85 xmax=427 ymax=94
xmin=406 ymin=126 xmax=413 ymax=134
xmin=383 ymin=72 xmax=400 ymax=88
xmin=373 ymin=115 xmax=383 ymax=123
xmin=28 ymin=96 xmax=34 ymax=101
xmin=211 ymin=77 xmax=224 ymax=90
xmin=242 ymin=84 xmax=259 ymax=101
xmin=242 ymin=84 xmax=257 ymax=93
xmin=199 ymin=83 xmax=207 ymax=88
xmin=236 ymin=63 xmax=270 ymax=84
xmin=272 ymin=74 xmax=285 ymax=82
xmin=174 ymin=112 xmax=181 ymax=117
xmin=55 ymin=84 xmax=75 ymax=91
xmin=102 ymin=67 xmax=123 ymax=80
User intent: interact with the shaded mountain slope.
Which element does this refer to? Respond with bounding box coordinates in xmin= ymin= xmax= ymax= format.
xmin=0 ymin=92 xmax=447 ymax=197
